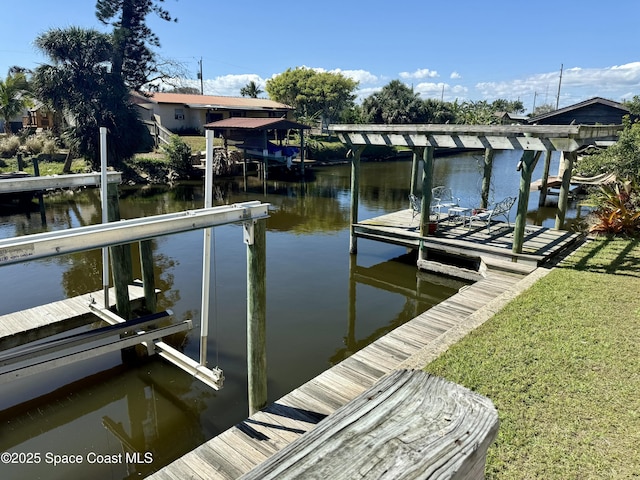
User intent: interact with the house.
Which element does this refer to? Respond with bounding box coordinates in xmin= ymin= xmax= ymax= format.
xmin=528 ymin=97 xmax=634 ymax=125
xmin=131 ymin=92 xmax=294 ymax=133
xmin=493 ymin=111 xmax=529 ymax=125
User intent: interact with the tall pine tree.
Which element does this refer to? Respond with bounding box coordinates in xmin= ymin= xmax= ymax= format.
xmin=96 ymin=0 xmax=175 ymax=90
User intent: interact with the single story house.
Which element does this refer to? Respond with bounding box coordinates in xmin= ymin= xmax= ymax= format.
xmin=131 ymin=92 xmax=294 ymax=133
xmin=493 ymin=111 xmax=529 ymax=125
xmin=528 ymin=97 xmax=635 ymax=125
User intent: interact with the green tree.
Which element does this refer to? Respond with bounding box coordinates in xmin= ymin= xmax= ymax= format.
xmin=240 ymin=80 xmax=263 ymax=98
xmin=96 ymin=0 xmax=176 ymax=90
xmin=33 ymin=27 xmax=150 ymax=168
xmin=361 ymin=80 xmax=427 ymax=124
xmin=530 ymin=103 xmax=556 ymax=117
xmin=0 ymin=71 xmax=31 ymax=134
xmin=266 ymin=67 xmax=358 ymax=125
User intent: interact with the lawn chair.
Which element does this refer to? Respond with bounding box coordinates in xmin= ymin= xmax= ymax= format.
xmin=467 ymin=196 xmax=516 ymax=233
xmin=431 ymin=186 xmax=460 ymax=219
xmin=409 ymin=194 xmax=421 ymax=223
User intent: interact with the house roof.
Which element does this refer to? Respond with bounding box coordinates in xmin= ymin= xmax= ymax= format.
xmin=204 ymin=117 xmax=310 ymax=131
xmin=528 ymin=96 xmax=629 ymax=124
xmin=134 ymin=92 xmax=291 ymax=111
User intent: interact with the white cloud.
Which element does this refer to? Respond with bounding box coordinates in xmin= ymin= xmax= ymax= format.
xmin=450 ymin=71 xmax=462 ymax=79
xmin=329 ymin=68 xmax=379 ymax=85
xmin=399 ymin=68 xmax=439 ymax=80
xmin=475 ymin=62 xmax=640 ymax=108
xmin=415 ymin=82 xmax=468 ymax=101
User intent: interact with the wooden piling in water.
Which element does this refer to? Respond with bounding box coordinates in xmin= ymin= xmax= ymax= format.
xmin=107 ymin=183 xmax=133 ymax=319
xmin=481 ymin=148 xmax=494 ymax=209
xmin=139 ymin=240 xmax=157 ymax=313
xmin=247 ymin=218 xmax=267 ymax=415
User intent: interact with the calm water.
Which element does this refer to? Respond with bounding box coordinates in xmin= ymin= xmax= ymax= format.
xmin=0 ymin=152 xmax=581 ymax=479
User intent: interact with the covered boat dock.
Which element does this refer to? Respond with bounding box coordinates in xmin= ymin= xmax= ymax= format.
xmin=329 ymin=123 xmax=622 ymax=273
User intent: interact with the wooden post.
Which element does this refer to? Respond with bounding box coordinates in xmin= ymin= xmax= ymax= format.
xmin=409 ymin=147 xmax=423 ymax=197
xmin=555 ymin=151 xmax=576 ymax=230
xmin=17 ymin=153 xmax=24 ymax=171
xmin=108 ymin=183 xmax=132 ymax=319
xmin=299 ymin=128 xmax=305 ymax=177
xmin=349 ymin=146 xmax=365 ymax=254
xmin=418 ymin=147 xmax=435 ymax=261
xmin=481 ymin=148 xmax=494 ymax=209
xmin=139 ymin=240 xmax=156 ymax=313
xmin=538 ymin=149 xmax=552 ymax=207
xmin=247 ymin=218 xmax=267 ymax=415
xmin=513 ymin=151 xmax=540 ymax=255
xmin=32 ymin=157 xmax=47 ymax=225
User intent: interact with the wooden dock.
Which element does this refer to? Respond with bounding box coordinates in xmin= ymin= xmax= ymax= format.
xmin=149 ymin=264 xmax=543 ymax=479
xmin=355 ymin=208 xmax=581 ymax=269
xmin=0 ymin=282 xmax=148 ymax=350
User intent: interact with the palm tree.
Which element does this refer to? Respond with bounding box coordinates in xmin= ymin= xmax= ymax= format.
xmin=240 ymin=81 xmax=263 ymax=98
xmin=0 ymin=71 xmax=31 ymax=134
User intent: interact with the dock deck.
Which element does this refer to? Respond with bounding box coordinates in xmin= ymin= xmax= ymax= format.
xmin=0 ymin=283 xmax=148 ymax=350
xmin=355 ymin=208 xmax=581 ymax=267
xmin=149 ymin=264 xmax=548 ymax=479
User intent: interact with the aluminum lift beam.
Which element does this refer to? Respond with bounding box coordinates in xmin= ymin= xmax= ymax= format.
xmin=0 ymin=201 xmax=269 ymax=267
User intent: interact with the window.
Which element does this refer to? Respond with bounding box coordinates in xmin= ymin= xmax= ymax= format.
xmin=174 ymin=108 xmax=185 ymax=120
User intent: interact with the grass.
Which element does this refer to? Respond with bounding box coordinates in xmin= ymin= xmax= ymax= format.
xmin=0 ymin=155 xmax=88 ymax=175
xmin=424 ymin=236 xmax=640 ymax=479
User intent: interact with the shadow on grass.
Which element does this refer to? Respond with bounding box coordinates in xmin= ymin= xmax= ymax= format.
xmin=560 ymin=235 xmax=640 ymax=277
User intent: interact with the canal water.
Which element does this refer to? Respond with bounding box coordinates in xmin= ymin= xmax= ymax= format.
xmin=0 ymin=151 xmax=579 ymax=479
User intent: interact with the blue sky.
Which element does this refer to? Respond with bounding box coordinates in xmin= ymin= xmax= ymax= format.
xmin=2 ymin=0 xmax=640 ymax=113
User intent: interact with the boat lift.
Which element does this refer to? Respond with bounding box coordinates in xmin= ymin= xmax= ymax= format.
xmin=0 ymin=129 xmax=269 ymax=393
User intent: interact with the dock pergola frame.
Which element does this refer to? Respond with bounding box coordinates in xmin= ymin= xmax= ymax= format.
xmin=329 ymin=123 xmax=622 ymax=257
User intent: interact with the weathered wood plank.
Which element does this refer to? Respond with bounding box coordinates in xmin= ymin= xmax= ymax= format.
xmin=240 ymin=370 xmax=499 ymax=480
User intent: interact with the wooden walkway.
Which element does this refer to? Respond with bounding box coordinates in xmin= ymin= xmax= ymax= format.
xmin=0 ymin=283 xmax=148 ymax=350
xmin=355 ymin=208 xmax=581 ymax=267
xmin=149 ymin=265 xmax=541 ymax=479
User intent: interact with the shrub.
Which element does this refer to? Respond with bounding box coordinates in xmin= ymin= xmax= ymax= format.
xmin=0 ymin=136 xmax=21 ymax=158
xmin=163 ymin=135 xmax=192 ymax=179
xmin=25 ymin=136 xmax=44 ymax=155
xmin=588 ymin=181 xmax=640 ymax=236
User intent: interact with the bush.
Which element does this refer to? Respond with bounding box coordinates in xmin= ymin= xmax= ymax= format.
xmin=24 ymin=136 xmax=44 ymax=155
xmin=163 ymin=135 xmax=192 ymax=179
xmin=0 ymin=136 xmax=21 ymax=158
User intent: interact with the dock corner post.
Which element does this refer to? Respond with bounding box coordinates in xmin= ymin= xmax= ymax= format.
xmin=555 ymin=151 xmax=576 ymax=230
xmin=481 ymin=148 xmax=495 ymax=209
xmin=418 ymin=146 xmax=435 ymax=261
xmin=349 ymin=146 xmax=364 ymax=255
xmin=299 ymin=128 xmax=305 ymax=177
xmin=538 ymin=149 xmax=553 ymax=207
xmin=247 ymin=218 xmax=267 ymax=416
xmin=410 ymin=147 xmax=424 ymax=196
xmin=513 ymin=150 xmax=540 ymax=255
xmin=139 ymin=240 xmax=157 ymax=313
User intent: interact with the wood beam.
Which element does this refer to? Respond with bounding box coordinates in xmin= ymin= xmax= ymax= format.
xmin=538 ymin=150 xmax=553 ymax=207
xmin=247 ymin=218 xmax=267 ymax=415
xmin=513 ymin=151 xmax=541 ymax=254
xmin=349 ymin=146 xmax=365 ymax=254
xmin=555 ymin=151 xmax=577 ymax=229
xmin=419 ymin=147 xmax=435 ymax=261
xmin=409 ymin=147 xmax=423 ymax=197
xmin=481 ymin=148 xmax=495 ymax=209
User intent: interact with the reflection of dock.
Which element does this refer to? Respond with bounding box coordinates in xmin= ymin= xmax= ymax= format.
xmin=0 ymin=283 xmax=148 ymax=350
xmin=149 ymin=265 xmax=536 ymax=479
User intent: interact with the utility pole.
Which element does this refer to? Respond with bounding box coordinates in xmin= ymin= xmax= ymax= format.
xmin=197 ymin=57 xmax=204 ymax=95
xmin=556 ymin=63 xmax=563 ymax=110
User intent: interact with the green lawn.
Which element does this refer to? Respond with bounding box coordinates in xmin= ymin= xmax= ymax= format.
xmin=425 ymin=237 xmax=640 ymax=479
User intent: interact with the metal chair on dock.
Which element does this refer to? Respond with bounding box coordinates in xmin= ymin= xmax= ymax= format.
xmin=467 ymin=196 xmax=516 ymax=233
xmin=431 ymin=186 xmax=460 ymax=219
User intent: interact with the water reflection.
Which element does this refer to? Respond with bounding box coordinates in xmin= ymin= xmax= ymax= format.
xmin=0 ymin=153 xmax=583 ymax=479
